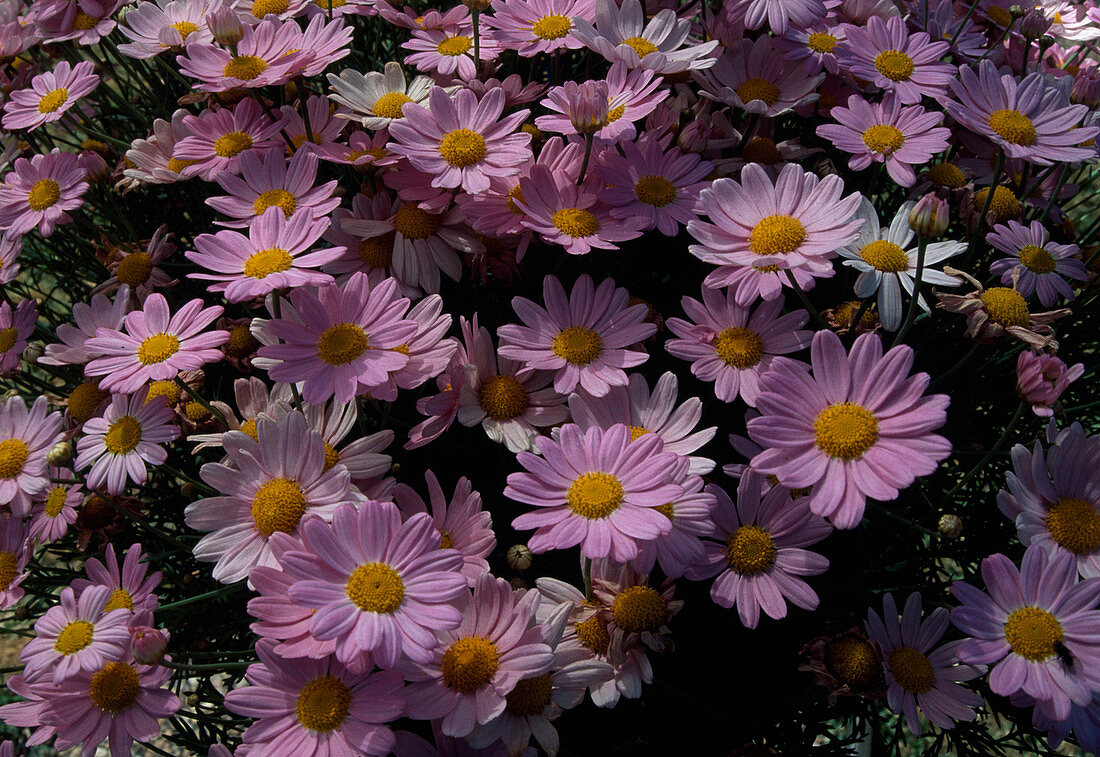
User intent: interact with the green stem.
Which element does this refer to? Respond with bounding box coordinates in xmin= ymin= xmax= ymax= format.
xmin=962 ymin=148 xmax=1005 ymax=269
xmin=158 ymin=582 xmax=247 ymax=612
xmin=577 ymin=132 xmax=594 ymax=184
xmin=891 ymin=236 xmax=928 ymax=347
xmin=161 ymin=659 xmax=254 ymax=673
xmin=783 ymin=270 xmax=829 ymax=329
xmin=947 ymin=402 xmax=1026 ymax=497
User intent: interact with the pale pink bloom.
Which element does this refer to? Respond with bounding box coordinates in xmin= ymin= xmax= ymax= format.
xmin=489 ymin=0 xmax=596 ymax=56
xmin=173 ymin=98 xmax=286 ymax=181
xmin=279 ymin=95 xmax=349 ymax=157
xmin=0 ymin=673 xmax=58 ymax=748
xmin=301 ymin=400 xmax=394 ymax=488
xmin=229 ymin=0 xmax=310 ymax=22
xmin=28 ymin=471 xmax=81 ymax=545
xmin=177 ymin=16 xmax=303 ymax=91
xmin=0 ymin=395 xmax=64 ymax=518
xmin=117 ymin=0 xmax=213 ymax=59
xmin=0 ymin=149 xmax=88 ymax=237
xmin=590 ymin=562 xmax=682 ymax=659
xmin=381 ymin=161 xmax=455 ymax=212
xmin=536 ymin=62 xmax=664 ymax=142
xmin=697 ymin=37 xmax=823 ymax=117
xmin=41 ymin=286 xmax=131 ymax=367
xmin=729 ymin=0 xmax=828 ymax=35
xmin=123 ymin=109 xmax=196 ymax=185
xmin=2 ymin=60 xmax=98 ymax=131
xmin=188 ymin=375 xmax=293 ymax=452
xmin=21 ymin=585 xmax=131 ymax=685
xmin=206 ymin=149 xmax=340 ymax=229
xmin=248 ymin=543 xmax=338 ymax=660
xmin=402 ymin=25 xmax=501 ymax=80
xmin=76 ymin=388 xmax=180 ymax=495
xmin=0 ymin=297 xmax=34 ymax=373
xmin=380 ymin=294 xmax=457 ymax=396
xmin=1015 ymin=351 xmax=1084 ymax=418
xmin=317 ymin=127 xmax=401 ymax=168
xmin=631 ymin=469 xmax=714 ymax=578
xmin=837 ymin=14 xmax=955 ymax=104
xmin=32 ymin=0 xmax=123 ymax=44
xmin=374 ymin=2 xmax=468 ymax=30
xmin=284 ymin=14 xmax=354 ymax=79
xmin=72 ymin=542 xmax=162 ymax=625
xmin=573 ymin=0 xmax=719 ymax=74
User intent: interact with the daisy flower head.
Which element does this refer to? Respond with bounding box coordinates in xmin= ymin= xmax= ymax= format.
xmin=572 ymin=0 xmax=719 ymax=74
xmin=1015 ymin=350 xmax=1084 ymax=418
xmin=257 ymin=273 xmax=417 ymax=404
xmin=41 ymin=287 xmax=131 ymax=368
xmin=866 ymin=592 xmax=984 ymax=735
xmin=697 ymin=37 xmax=824 ymax=117
xmin=177 ymin=15 xmax=303 ymax=92
xmin=935 ymin=270 xmax=1070 ymax=349
xmin=487 ymin=0 xmax=596 ymax=56
xmin=98 ymin=227 xmax=178 ymax=303
xmin=628 ymin=468 xmax=715 ymax=578
xmin=0 ymin=297 xmax=35 ymax=373
xmin=123 ymin=109 xmax=196 ymax=186
xmin=816 ymin=95 xmax=951 ymax=188
xmin=206 ymin=148 xmax=341 ymax=229
xmin=33 ymin=0 xmax=122 ymax=45
xmin=29 ymin=471 xmax=81 ymax=545
xmin=951 ymin=545 xmax=1100 ymax=721
xmin=775 ymin=22 xmax=846 ymax=75
xmin=2 ymin=60 xmax=99 ymax=131
xmin=117 ymin=0 xmax=213 ymax=59
xmin=945 ymin=61 xmax=1098 ymax=166
xmin=536 ymin=62 xmax=665 ymax=142
xmin=326 ymin=61 xmax=435 ymax=130
xmin=497 ymin=274 xmax=657 ymax=398
xmin=75 ymin=388 xmax=180 ymax=496
xmin=837 ymin=199 xmax=965 ymax=331
xmin=666 ymin=286 xmax=813 ymax=407
xmin=402 ymin=24 xmax=501 ymax=81
xmin=173 ymin=98 xmax=286 ymax=181
xmin=230 ymin=0 xmax=311 ymax=22
xmin=21 ymin=585 xmax=131 ymax=685
xmin=0 ymin=395 xmax=64 ymax=518
xmin=224 ymin=640 xmax=405 ymax=756
xmin=987 ymin=220 xmax=1086 ymax=306
xmin=837 ymin=15 xmax=955 ymax=104
xmin=687 ymin=162 xmax=864 ymax=288
xmin=0 ymin=149 xmax=89 ymax=238
xmin=403 ymin=573 xmax=554 ymax=738
xmin=185 ymin=411 xmax=365 ymax=584
xmin=83 ymin=293 xmax=227 ymax=395
xmin=747 ymin=330 xmax=952 ymax=529
xmin=507 ymin=423 xmax=685 ymax=562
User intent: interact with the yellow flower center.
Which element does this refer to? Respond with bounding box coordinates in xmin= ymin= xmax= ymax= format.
xmin=322 ymin=442 xmax=340 ymax=472
xmin=238 ymin=418 xmax=258 ymax=440
xmin=251 ymin=477 xmax=308 ymax=537
xmin=634 ymin=174 xmax=677 ymax=207
xmin=116 ymin=252 xmax=154 ymax=287
xmin=243 ymin=247 xmax=294 ymax=279
xmin=980 ymin=287 xmax=1030 ymax=327
xmin=346 ymin=561 xmax=405 ymax=613
xmin=0 ymin=439 xmax=28 ymax=478
xmin=37 ymin=88 xmax=68 ymax=114
xmin=252 ymin=0 xmax=289 ymax=16
xmin=0 ymin=552 xmax=16 ymax=590
xmin=393 ymin=203 xmax=441 ymax=240
xmin=441 ymin=636 xmax=500 ymax=693
xmin=611 ymin=585 xmax=667 ymax=633
xmin=575 ymin=614 xmax=610 ymax=655
xmin=314 ymin=0 xmax=348 ymax=8
xmin=171 ymin=21 xmax=198 ymax=40
xmin=861 ymin=124 xmax=906 ymax=154
xmin=145 ymin=379 xmax=181 ymax=406
xmin=1003 ymin=606 xmax=1064 ymax=661
xmin=104 ymin=416 xmax=143 ymax=455
xmin=439 ymin=128 xmax=487 ymax=168
xmin=860 ymin=239 xmax=909 ymax=272
xmin=725 ymin=524 xmax=777 ymax=575
xmin=807 ymin=32 xmax=838 ymax=53
xmin=1045 ymin=497 xmax=1100 ymax=555
xmin=622 ymin=35 xmax=658 ymax=58
xmin=137 ymin=332 xmax=180 ymax=365
xmin=89 ymin=662 xmax=141 ymax=713
xmin=551 ymin=207 xmax=600 ymax=238
xmin=253 ymin=189 xmax=297 ymax=218
xmin=477 ymin=374 xmax=530 ymax=421
xmin=223 ymin=55 xmax=268 ymax=81
xmin=567 ymin=471 xmax=624 ymax=520
xmin=505 ymin=184 xmax=525 ymax=215
xmin=873 ymin=50 xmax=915 ymax=81
xmin=735 ymin=77 xmax=781 ymax=106
xmin=532 ymin=14 xmax=571 ymax=40
xmin=54 ymin=620 xmax=95 ymax=655
xmin=714 ymin=327 xmax=764 ymax=369
xmin=973 ymin=186 xmax=1021 ymax=223
xmin=505 ymin=673 xmax=553 ymax=715
xmin=214 ymin=131 xmax=254 ymax=158
xmin=74 ymin=12 xmax=99 ymax=29
xmin=987 ymin=109 xmax=1036 ymax=146
xmin=27 ymin=178 xmax=60 ymax=211
xmin=814 ymin=402 xmax=879 ymax=460
xmin=628 ymin=425 xmax=649 ymax=442
xmin=742 ymin=137 xmax=782 ymax=165
xmin=167 ymin=157 xmax=198 ymax=174
xmin=605 ymin=104 xmax=626 ymax=124
xmin=185 ymin=401 xmax=209 ymax=421
xmin=988 ymin=6 xmax=1012 ymax=26
xmin=0 ymin=328 xmax=16 ymax=354
xmin=44 ymin=486 xmax=68 ymax=517
xmin=105 ymin=587 xmax=134 ymax=612
xmin=372 ymin=91 xmax=412 ymax=119
xmin=887 ymin=646 xmax=936 ymax=694
xmin=226 ymin=325 xmax=259 ymax=357
xmin=824 ymin=636 xmax=880 ymax=686
xmin=69 ymin=382 xmax=109 ymax=424
xmin=295 ymin=675 xmax=351 ymax=732
xmin=317 ymin=323 xmax=368 ymax=365
xmin=1018 ymin=244 xmax=1056 ymax=274
xmin=437 ymin=35 xmax=472 ymax=56
xmin=551 ymin=325 xmax=602 ymax=365
xmin=360 ymin=233 xmax=395 ymax=268
xmin=749 ymin=214 xmax=806 ymax=256
xmin=927 ymin=163 xmax=966 ymax=188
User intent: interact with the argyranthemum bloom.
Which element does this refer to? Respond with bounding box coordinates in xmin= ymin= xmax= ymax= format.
xmin=837 ymin=15 xmax=955 ymax=105
xmin=536 ymin=62 xmax=665 ymax=142
xmin=0 ymin=517 xmax=30 ymax=610
xmin=687 ymin=162 xmax=864 ymax=289
xmin=388 ymin=86 xmax=530 ymax=194
xmin=225 ymin=640 xmax=405 ymax=756
xmin=1015 ymin=351 xmax=1084 ymax=418
xmin=123 ymin=109 xmax=195 ymax=186
xmin=97 ymin=227 xmax=177 ymax=303
xmin=837 ymin=199 xmax=964 ymax=331
xmin=498 ymin=274 xmax=656 ymax=398
xmin=630 ymin=468 xmax=714 ymax=579
xmin=327 ymin=61 xmax=435 ymax=130
xmin=866 ymin=592 xmax=983 ymax=735
xmin=697 ymin=37 xmax=823 ymax=117
xmin=747 ymin=330 xmax=951 ymax=529
xmin=816 ymin=95 xmax=951 ymax=188
xmin=936 ymin=269 xmax=1070 ymax=349
xmin=42 ymin=287 xmax=131 ymax=368
xmin=487 ymin=0 xmax=595 ymax=56
xmin=117 ymin=0 xmax=212 ymax=58
xmin=177 ymin=16 xmax=303 ymax=92
xmin=0 ymin=149 xmax=88 ymax=238
xmin=173 ymin=98 xmax=285 ymax=181
xmin=0 ymin=297 xmax=35 ymax=373
xmin=75 ymin=388 xmax=180 ymax=496
xmin=28 ymin=471 xmax=81 ymax=545
xmin=0 ymin=395 xmax=64 ymax=518
xmin=573 ymin=0 xmax=718 ymax=74
xmin=258 ymin=273 xmax=417 ymax=404
xmin=944 ymin=60 xmax=1098 ymax=166
xmin=952 ymin=545 xmax=1100 ymax=721
xmin=2 ymin=60 xmax=99 ymax=131
xmin=687 ymin=475 xmax=831 ymax=628
xmin=186 ymin=411 xmax=365 ymax=583
xmin=206 ymin=149 xmax=341 ymax=229
xmin=21 ymin=585 xmax=131 ymax=685
xmin=404 ymin=574 xmax=554 ymax=738
xmin=402 ymin=25 xmax=501 ymax=81
xmin=507 ymin=423 xmax=684 ymax=562
xmin=187 ymin=207 xmax=341 ymax=302
xmin=988 ymin=220 xmax=1087 ymax=306
xmin=666 ymin=286 xmax=812 ymax=407
xmin=84 ymin=293 xmax=227 ymax=395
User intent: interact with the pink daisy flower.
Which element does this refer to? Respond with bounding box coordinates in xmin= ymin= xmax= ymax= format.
xmin=944 ymin=60 xmax=1098 ymax=166
xmin=687 ymin=162 xmax=864 ymax=289
xmin=0 ymin=517 xmax=30 ymax=610
xmin=507 ymin=423 xmax=685 ymax=562
xmin=0 ymin=149 xmax=88 ymax=237
xmin=97 ymin=226 xmax=177 ymax=304
xmin=0 ymin=297 xmax=35 ymax=373
xmin=988 ymin=220 xmax=1087 ymax=306
xmin=497 ymin=274 xmax=656 ymax=398
xmin=206 ymin=149 xmax=340 ymax=229
xmin=186 ymin=207 xmax=341 ymax=302
xmin=404 ymin=574 xmax=554 ymax=738
xmin=275 ymin=501 xmax=467 ymax=668
xmin=747 ymin=330 xmax=952 ymax=529
xmin=0 ymin=395 xmax=64 ymax=518
xmin=173 ymin=98 xmax=286 ymax=181
xmin=258 ymin=274 xmax=417 ymax=404
xmin=285 ymin=14 xmax=354 ymax=79
xmin=572 ymin=0 xmax=718 ymax=74
xmin=117 ymin=0 xmax=212 ymax=59
xmin=866 ymin=591 xmax=984 ymax=735
xmin=1015 ymin=351 xmax=1084 ymax=418
xmin=84 ymin=293 xmax=227 ymax=395
xmin=630 ymin=468 xmax=714 ymax=578
xmin=177 ymin=16 xmax=303 ymax=92
xmin=230 ymin=0 xmax=311 ymax=22
xmin=122 ymin=109 xmax=195 ymax=186
xmin=402 ymin=25 xmax=501 ymax=81
xmin=2 ymin=60 xmax=99 ymax=131
xmin=33 ymin=0 xmax=123 ymax=45
xmin=185 ymin=411 xmax=365 ymax=583
xmin=301 ymin=401 xmax=395 ymax=489
xmin=317 ymin=127 xmax=400 ymax=169
xmin=225 ymin=640 xmax=405 ymax=756
xmin=816 ymin=94 xmax=951 ymax=188
xmin=41 ymin=286 xmax=131 ymax=367
xmin=536 ymin=62 xmax=664 ymax=142
xmin=775 ymin=22 xmax=846 ymax=75
xmin=76 ymin=388 xmax=180 ymax=496
xmin=378 ymin=293 xmax=457 ymax=396
xmin=28 ymin=471 xmax=81 ymax=545
xmin=0 ymin=233 xmax=20 ymax=285
xmin=248 ymin=545 xmax=338 ymax=661
xmin=72 ymin=543 xmax=162 ymax=625
xmin=687 ymin=475 xmax=831 ymax=628
xmin=279 ymin=95 xmax=349 ymax=158
xmin=388 ymin=86 xmax=531 ymax=195
xmin=21 ymin=585 xmax=131 ymax=685
xmin=666 ymin=286 xmax=813 ymax=407
xmin=327 ymin=61 xmax=435 ymax=130
xmin=836 ymin=15 xmax=956 ymax=104
xmin=487 ymin=0 xmax=596 ymax=56
xmin=697 ymin=37 xmax=823 ymax=117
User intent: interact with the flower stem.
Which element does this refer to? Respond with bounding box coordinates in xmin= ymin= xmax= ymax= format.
xmin=962 ymin=148 xmax=1005 ymax=269
xmin=578 ymin=133 xmax=594 ymax=185
xmin=947 ymin=401 xmax=1026 ymax=497
xmin=783 ymin=270 xmax=829 ymax=329
xmin=891 ymin=236 xmax=928 ymax=348
xmin=173 ymin=376 xmax=229 ymax=428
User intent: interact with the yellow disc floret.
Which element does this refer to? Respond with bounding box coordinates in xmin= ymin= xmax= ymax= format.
xmin=441 ymin=635 xmax=500 ymax=692
xmin=567 ymin=472 xmax=624 ymax=519
xmin=980 ymin=287 xmax=1030 ymax=327
xmin=137 ymin=333 xmax=180 ymax=365
xmin=89 ymin=662 xmax=141 ymax=713
xmin=551 ymin=326 xmax=602 ymax=365
xmin=0 ymin=439 xmax=29 ymax=479
xmin=860 ymin=239 xmax=909 ymax=272
xmin=295 ymin=675 xmax=352 ymax=732
xmin=551 ymin=207 xmax=600 ymax=238
xmin=251 ymin=477 xmax=308 ymax=536
xmin=27 ymin=179 xmax=60 ymax=211
xmin=887 ymin=646 xmax=936 ymax=693
xmin=873 ymin=50 xmax=915 ymax=81
xmin=1045 ymin=497 xmax=1100 ymax=555
xmin=725 ymin=524 xmax=777 ymax=575
xmin=987 ymin=109 xmax=1036 ymax=146
xmin=1003 ymin=606 xmax=1064 ymax=661
xmin=611 ymin=585 xmax=667 ymax=633
xmin=735 ymin=78 xmax=781 ymax=106
xmin=861 ymin=124 xmax=906 ymax=154
xmin=813 ymin=402 xmax=879 ymax=460
xmin=714 ymin=327 xmax=764 ymax=369
xmin=439 ymin=128 xmax=487 ymax=168
xmin=104 ymin=416 xmax=143 ymax=455
xmin=317 ymin=323 xmax=368 ymax=366
xmin=243 ymin=248 xmax=294 ymax=279
xmin=346 ymin=561 xmax=405 ymax=613
xmin=477 ymin=374 xmax=530 ymax=421
xmin=749 ymin=214 xmax=806 ymax=256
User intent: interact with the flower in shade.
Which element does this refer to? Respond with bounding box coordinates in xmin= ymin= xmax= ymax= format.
xmin=75 ymin=388 xmax=180 ymax=496
xmin=837 ymin=15 xmax=955 ymax=104
xmin=185 ymin=411 xmax=365 ymax=583
xmin=816 ymin=95 xmax=951 ymax=188
xmin=666 ymin=286 xmax=812 ymax=407
xmin=404 ymin=574 xmax=554 ymax=738
xmin=98 ymin=226 xmax=177 ymax=303
xmin=173 ymin=98 xmax=285 ymax=181
xmin=206 ymin=149 xmax=341 ymax=229
xmin=327 ymin=62 xmax=435 ymax=130
xmin=697 ymin=37 xmax=823 ymax=117
xmin=225 ymin=640 xmax=405 ymax=756
xmin=28 ymin=472 xmax=81 ymax=545
xmin=487 ymin=0 xmax=596 ymax=56
xmin=84 ymin=293 xmax=227 ymax=395
xmin=951 ymin=545 xmax=1100 ymax=721
xmin=866 ymin=592 xmax=984 ymax=735
xmin=0 ymin=517 xmax=30 ymax=610
xmin=0 ymin=233 xmax=20 ymax=285
xmin=0 ymin=297 xmax=35 ymax=373
xmin=687 ymin=162 xmax=864 ymax=289
xmin=122 ymin=109 xmax=194 ymax=186
xmin=936 ymin=269 xmax=1070 ymax=349
xmin=506 ymin=423 xmax=684 ymax=562
xmin=402 ymin=25 xmax=501 ymax=80
xmin=257 ymin=274 xmax=417 ymax=404
xmin=0 ymin=149 xmax=88 ymax=237
xmin=535 ymin=62 xmax=665 ymax=142
xmin=630 ymin=468 xmax=714 ymax=579
xmin=0 ymin=395 xmax=64 ymax=518
xmin=988 ymin=220 xmax=1087 ymax=306
xmin=748 ymin=330 xmax=951 ymax=529
xmin=72 ymin=543 xmax=162 ymax=625
xmin=1015 ymin=350 xmax=1084 ymax=418
xmin=944 ymin=61 xmax=1098 ymax=166
xmin=21 ymin=585 xmax=131 ymax=685
xmin=572 ymin=0 xmax=718 ymax=74
xmin=274 ymin=501 xmax=467 ymax=668
xmin=775 ymin=22 xmax=846 ymax=74
xmin=117 ymin=0 xmax=212 ymax=58
xmin=2 ymin=60 xmax=99 ymax=131
xmin=177 ymin=16 xmax=302 ymax=91
xmin=498 ymin=274 xmax=656 ymax=398
xmin=41 ymin=287 xmax=131 ymax=369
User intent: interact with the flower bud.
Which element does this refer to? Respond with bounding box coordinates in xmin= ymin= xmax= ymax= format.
xmin=208 ymin=8 xmax=245 ymax=47
xmin=908 ymin=193 xmax=949 ymax=238
xmin=21 ymin=340 xmax=43 ymax=363
xmin=567 ymin=80 xmax=610 ymax=135
xmin=47 ymin=441 xmax=73 ymax=466
xmin=938 ymin=514 xmax=963 ymax=538
xmin=506 ymin=544 xmax=533 ymax=570
xmin=1019 ymin=7 xmax=1052 ymax=39
xmin=79 ymin=149 xmax=109 ymax=182
xmin=130 ymin=626 xmax=169 ymax=665
xmin=1016 ymin=350 xmax=1084 ymax=417
xmin=1071 ymin=64 xmax=1100 ymax=109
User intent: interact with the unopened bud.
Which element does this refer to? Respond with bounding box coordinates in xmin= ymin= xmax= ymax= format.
xmin=938 ymin=514 xmax=963 ymax=538
xmin=208 ymin=8 xmax=244 ymax=46
xmin=509 ymin=577 xmax=528 ymax=591
xmin=506 ymin=544 xmax=533 ymax=570
xmin=1019 ymin=8 xmax=1052 ymax=39
xmin=47 ymin=441 xmax=73 ymax=466
xmin=1009 ymin=5 xmax=1025 ymax=19
xmin=130 ymin=626 xmax=169 ymax=665
xmin=79 ymin=150 xmax=109 ymax=182
xmin=21 ymin=341 xmax=43 ymax=363
xmin=909 ymin=193 xmax=949 ymax=238
xmin=567 ymin=80 xmax=610 ymax=135
xmin=181 ymin=482 xmax=198 ymax=498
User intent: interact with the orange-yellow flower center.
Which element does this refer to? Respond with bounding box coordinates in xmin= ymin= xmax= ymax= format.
xmin=251 ymin=477 xmax=308 ymax=536
xmin=437 ymin=35 xmax=472 ymax=56
xmin=980 ymin=287 xmax=1030 ymax=327
xmin=243 ymin=247 xmax=293 ymax=279
xmin=223 ymin=55 xmax=268 ymax=81
xmin=506 ymin=673 xmax=553 ymax=715
xmin=105 ymin=587 xmax=134 ymax=612
xmin=824 ymin=636 xmax=880 ymax=687
xmin=807 ymin=32 xmax=838 ymax=53
xmin=735 ymin=77 xmax=781 ymax=106
xmin=873 ymin=50 xmax=915 ymax=81
xmin=439 ymin=128 xmax=487 ymax=168
xmin=346 ymin=561 xmax=405 ymax=613
xmin=725 ymin=524 xmax=777 ymax=575
xmin=317 ymin=323 xmax=368 ymax=365
xmin=714 ymin=327 xmax=764 ymax=368
xmin=887 ymin=646 xmax=936 ymax=693
xmin=68 ymin=382 xmax=109 ymax=423
xmin=372 ymin=91 xmax=413 ymax=119
xmin=567 ymin=471 xmax=624 ymax=519
xmin=634 ymin=174 xmax=677 ymax=207
xmin=441 ymin=635 xmax=500 ymax=692
xmin=37 ymin=88 xmax=68 ymax=114
xmin=214 ymin=131 xmax=254 ymax=158
xmin=89 ymin=662 xmax=141 ymax=713
xmin=54 ymin=619 xmax=95 ymax=655
xmin=861 ymin=124 xmax=906 ymax=154
xmin=927 ymin=163 xmax=966 ymax=188
xmin=477 ymin=374 xmax=530 ymax=421
xmin=295 ymin=674 xmax=351 ymax=732
xmin=1018 ymin=244 xmax=1056 ymax=274
xmin=359 ymin=233 xmax=395 ymax=268
xmin=1003 ymin=606 xmax=1064 ymax=661
xmin=575 ymin=614 xmax=610 ymax=655
xmin=44 ymin=486 xmax=69 ymax=518
xmin=137 ymin=332 xmax=180 ymax=365
xmin=393 ymin=203 xmax=441 ymax=240
xmin=116 ymin=252 xmax=154 ymax=287
xmin=253 ymin=189 xmax=297 ymax=218
xmin=551 ymin=325 xmax=602 ymax=365
xmin=532 ymin=14 xmax=572 ymax=40
xmin=860 ymin=239 xmax=909 ymax=272
xmin=27 ymin=178 xmax=60 ymax=211
xmin=742 ymin=137 xmax=782 ymax=165
xmin=814 ymin=402 xmax=879 ymax=460
xmin=551 ymin=207 xmax=600 ymax=238
xmin=0 ymin=439 xmax=29 ymax=478
xmin=749 ymin=214 xmax=806 ymax=256
xmin=0 ymin=551 xmax=16 ymax=590
xmin=171 ymin=21 xmax=198 ymax=40
xmin=1045 ymin=497 xmax=1100 ymax=555
xmin=611 ymin=585 xmax=667 ymax=633
xmin=973 ymin=186 xmax=1021 ymax=224
xmin=104 ymin=416 xmax=143 ymax=455
xmin=988 ymin=108 xmax=1036 ymax=146
xmin=622 ymin=35 xmax=658 ymax=58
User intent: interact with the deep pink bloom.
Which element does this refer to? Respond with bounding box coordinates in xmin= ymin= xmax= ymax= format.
xmin=206 ymin=149 xmax=341 ymax=229
xmin=402 ymin=25 xmax=501 ymax=80
xmin=177 ymin=16 xmax=303 ymax=91
xmin=0 ymin=149 xmax=88 ymax=237
xmin=173 ymin=98 xmax=285 ymax=181
xmin=72 ymin=543 xmax=162 ymax=625
xmin=487 ymin=0 xmax=596 ymax=56
xmin=28 ymin=471 xmax=81 ymax=545
xmin=2 ymin=60 xmax=99 ymax=131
